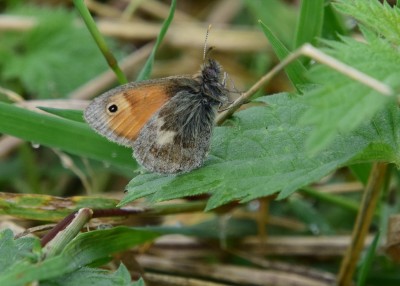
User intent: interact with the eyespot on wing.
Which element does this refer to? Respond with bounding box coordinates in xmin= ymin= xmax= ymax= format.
xmin=84 ymin=80 xmax=177 ymax=146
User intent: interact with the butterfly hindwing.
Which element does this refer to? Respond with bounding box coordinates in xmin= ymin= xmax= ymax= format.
xmin=133 ymin=87 xmax=216 ymax=174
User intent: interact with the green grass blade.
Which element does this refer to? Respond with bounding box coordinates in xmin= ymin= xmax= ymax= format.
xmin=356 ymin=232 xmax=380 ymax=286
xmin=0 ymin=103 xmax=135 ymax=170
xmin=244 ymin=0 xmax=297 ymax=46
xmin=259 ymin=20 xmax=308 ymax=90
xmin=322 ymin=3 xmax=348 ymax=41
xmin=300 ymin=187 xmax=360 ymax=213
xmin=73 ymin=0 xmax=127 ymax=84
xmin=136 ymin=0 xmax=176 ymax=81
xmin=0 ymin=192 xmax=119 ymax=221
xmin=38 ymin=107 xmax=85 ymax=122
xmin=294 ymin=0 xmax=325 ymax=48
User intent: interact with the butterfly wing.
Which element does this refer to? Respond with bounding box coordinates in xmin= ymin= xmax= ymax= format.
xmin=84 ymin=78 xmax=180 ymax=147
xmin=133 ymin=84 xmax=217 ymax=174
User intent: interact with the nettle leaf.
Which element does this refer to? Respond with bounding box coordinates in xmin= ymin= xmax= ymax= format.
xmin=120 ymin=93 xmax=400 ymax=210
xmin=334 ymin=0 xmax=400 ymax=46
xmin=0 ymin=229 xmax=40 ymax=275
xmin=41 ymin=264 xmax=134 ymax=286
xmin=299 ymin=30 xmax=400 ymax=153
xmin=0 ymin=6 xmax=121 ymax=99
xmin=0 ymin=227 xmax=158 ymax=286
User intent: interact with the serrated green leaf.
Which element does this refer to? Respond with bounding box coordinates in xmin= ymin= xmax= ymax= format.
xmin=299 ymin=32 xmax=399 ymax=153
xmin=121 ymin=93 xmax=400 ymax=210
xmin=0 ymin=102 xmax=135 ymax=170
xmin=136 ymin=0 xmax=176 ymax=81
xmin=41 ymin=264 xmax=134 ymax=286
xmin=0 ymin=227 xmax=159 ymax=286
xmin=334 ymin=0 xmax=400 ymax=46
xmin=0 ymin=6 xmax=122 ymax=99
xmin=0 ymin=229 xmax=40 ymax=275
xmin=133 ymin=278 xmax=145 ymax=286
xmin=259 ymin=21 xmax=308 ymax=90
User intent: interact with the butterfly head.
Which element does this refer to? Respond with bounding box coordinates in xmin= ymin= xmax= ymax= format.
xmin=196 ymin=58 xmax=228 ymax=105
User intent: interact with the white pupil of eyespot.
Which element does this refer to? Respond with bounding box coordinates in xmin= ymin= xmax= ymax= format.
xmin=108 ymin=104 xmax=118 ymax=113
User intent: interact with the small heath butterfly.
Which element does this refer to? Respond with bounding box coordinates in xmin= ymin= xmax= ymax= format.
xmin=84 ymin=28 xmax=229 ymax=174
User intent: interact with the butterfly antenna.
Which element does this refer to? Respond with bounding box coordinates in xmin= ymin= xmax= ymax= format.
xmin=203 ymin=24 xmax=212 ymax=60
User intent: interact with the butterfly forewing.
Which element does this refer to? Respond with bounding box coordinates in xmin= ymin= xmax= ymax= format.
xmin=84 ymin=79 xmax=178 ymax=147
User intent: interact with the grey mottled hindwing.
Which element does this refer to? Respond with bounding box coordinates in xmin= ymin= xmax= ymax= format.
xmin=133 ymin=90 xmax=217 ymax=174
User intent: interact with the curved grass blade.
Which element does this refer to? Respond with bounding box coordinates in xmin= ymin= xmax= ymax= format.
xmin=73 ymin=0 xmax=128 ymax=84
xmin=356 ymin=232 xmax=380 ymax=286
xmin=294 ymin=0 xmax=325 ymax=48
xmin=259 ymin=20 xmax=308 ymax=91
xmin=136 ymin=0 xmax=177 ymax=81
xmin=0 ymin=102 xmax=135 ymax=170
xmin=38 ymin=107 xmax=85 ymax=122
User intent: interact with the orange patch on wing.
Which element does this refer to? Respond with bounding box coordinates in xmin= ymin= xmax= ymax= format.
xmin=107 ymin=84 xmax=172 ymax=141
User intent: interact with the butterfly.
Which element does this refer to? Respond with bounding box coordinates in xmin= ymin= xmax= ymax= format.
xmin=84 ymin=33 xmax=229 ymax=174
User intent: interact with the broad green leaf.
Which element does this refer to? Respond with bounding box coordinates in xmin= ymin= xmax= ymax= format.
xmin=0 ymin=6 xmax=122 ymax=98
xmin=0 ymin=229 xmax=40 ymax=274
xmin=41 ymin=264 xmax=134 ymax=286
xmin=299 ymin=31 xmax=399 ymax=153
xmin=294 ymin=0 xmax=324 ymax=48
xmin=136 ymin=0 xmax=176 ymax=81
xmin=121 ymin=93 xmax=400 ymax=210
xmin=0 ymin=227 xmax=159 ymax=286
xmin=334 ymin=0 xmax=400 ymax=46
xmin=259 ymin=21 xmax=308 ymax=90
xmin=0 ymin=103 xmax=136 ymax=170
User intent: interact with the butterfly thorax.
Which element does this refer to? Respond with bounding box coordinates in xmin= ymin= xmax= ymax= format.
xmin=197 ymin=58 xmax=228 ymax=104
